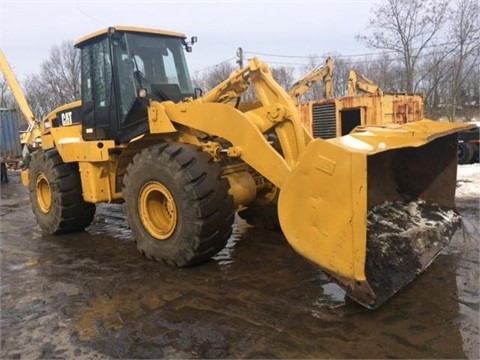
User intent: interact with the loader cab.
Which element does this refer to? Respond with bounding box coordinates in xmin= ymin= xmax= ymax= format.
xmin=75 ymin=26 xmax=195 ymax=143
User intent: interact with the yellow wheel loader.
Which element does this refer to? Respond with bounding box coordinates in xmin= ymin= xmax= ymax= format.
xmin=5 ymin=26 xmax=473 ymax=309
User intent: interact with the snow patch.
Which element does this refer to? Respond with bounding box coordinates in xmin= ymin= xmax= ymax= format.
xmin=456 ymin=163 xmax=480 ymax=198
xmin=336 ymin=135 xmax=374 ymax=151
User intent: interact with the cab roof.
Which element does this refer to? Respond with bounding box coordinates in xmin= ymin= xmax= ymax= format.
xmin=74 ymin=26 xmax=186 ymax=48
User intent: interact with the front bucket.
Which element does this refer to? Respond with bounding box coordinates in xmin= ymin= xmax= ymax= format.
xmin=278 ymin=120 xmax=472 ymax=309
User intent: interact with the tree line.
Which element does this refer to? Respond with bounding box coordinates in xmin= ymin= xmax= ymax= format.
xmin=1 ymin=0 xmax=478 ymax=128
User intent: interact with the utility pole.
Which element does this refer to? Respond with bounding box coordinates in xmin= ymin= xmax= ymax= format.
xmin=236 ymin=47 xmax=244 ymax=69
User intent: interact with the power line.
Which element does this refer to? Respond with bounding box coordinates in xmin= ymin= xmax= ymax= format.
xmin=245 ymin=49 xmax=397 ymax=60
xmin=192 ymin=38 xmax=479 ymax=76
xmin=244 ymin=39 xmax=479 ymax=62
xmin=245 ymin=51 xmax=315 ymax=59
xmin=192 ymin=57 xmax=236 ymax=75
xmin=253 ymin=60 xmax=309 ymax=67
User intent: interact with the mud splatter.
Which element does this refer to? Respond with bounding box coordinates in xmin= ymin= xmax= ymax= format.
xmin=1 ymin=171 xmax=478 ymax=359
xmin=364 ymin=199 xmax=462 ymax=308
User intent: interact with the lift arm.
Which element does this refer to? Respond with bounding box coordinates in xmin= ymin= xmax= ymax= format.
xmin=164 ymin=58 xmax=310 ymax=188
xmin=0 ymin=50 xmax=36 ymax=125
xmin=0 ymin=49 xmax=40 ymax=147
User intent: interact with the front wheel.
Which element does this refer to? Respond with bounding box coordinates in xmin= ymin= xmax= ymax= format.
xmin=28 ymin=149 xmax=95 ymax=234
xmin=123 ymin=143 xmax=235 ymax=267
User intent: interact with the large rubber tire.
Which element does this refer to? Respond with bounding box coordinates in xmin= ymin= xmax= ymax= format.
xmin=238 ymin=203 xmax=280 ymax=231
xmin=28 ymin=149 xmax=96 ymax=234
xmin=458 ymin=142 xmax=475 ymax=164
xmin=238 ymin=187 xmax=281 ymax=231
xmin=123 ymin=143 xmax=235 ymax=267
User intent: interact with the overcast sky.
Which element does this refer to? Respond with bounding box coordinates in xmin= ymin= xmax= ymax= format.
xmin=0 ymin=0 xmax=378 ymax=81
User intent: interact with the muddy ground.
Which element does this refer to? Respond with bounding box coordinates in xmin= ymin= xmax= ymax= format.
xmin=0 ymin=169 xmax=478 ymax=359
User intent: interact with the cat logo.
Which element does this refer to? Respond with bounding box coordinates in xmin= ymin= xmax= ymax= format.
xmin=61 ymin=111 xmax=73 ymax=126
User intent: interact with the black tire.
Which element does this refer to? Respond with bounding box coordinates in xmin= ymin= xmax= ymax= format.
xmin=458 ymin=142 xmax=474 ymax=164
xmin=28 ymin=149 xmax=96 ymax=234
xmin=123 ymin=143 xmax=235 ymax=267
xmin=238 ymin=187 xmax=281 ymax=231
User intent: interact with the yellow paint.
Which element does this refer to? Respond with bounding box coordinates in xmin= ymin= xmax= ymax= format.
xmin=278 ymin=139 xmax=367 ymax=281
xmin=148 ymin=101 xmax=178 ymax=134
xmin=74 ymin=26 xmax=186 ymax=47
xmin=21 ymin=169 xmax=29 ymax=187
xmin=50 ymin=126 xmax=115 ymax=163
xmin=78 ymin=162 xmax=121 ymax=203
xmin=35 ymin=172 xmax=52 ymax=213
xmin=139 ymin=181 xmax=177 ymax=240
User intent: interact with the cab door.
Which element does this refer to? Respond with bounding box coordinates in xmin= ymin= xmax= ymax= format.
xmin=80 ymin=37 xmax=119 ymax=141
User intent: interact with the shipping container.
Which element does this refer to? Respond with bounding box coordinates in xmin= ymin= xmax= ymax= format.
xmin=0 ymin=108 xmax=22 ymax=162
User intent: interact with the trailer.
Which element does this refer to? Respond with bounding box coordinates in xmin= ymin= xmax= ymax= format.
xmin=458 ymin=121 xmax=480 ymax=164
xmin=0 ymin=108 xmax=23 ymax=169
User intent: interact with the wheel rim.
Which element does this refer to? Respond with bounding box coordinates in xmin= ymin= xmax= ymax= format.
xmin=36 ymin=173 xmax=52 ymax=213
xmin=139 ymin=181 xmax=177 ymax=240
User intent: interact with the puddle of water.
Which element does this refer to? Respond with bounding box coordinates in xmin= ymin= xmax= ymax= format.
xmin=1 ymin=172 xmax=478 ymax=359
xmin=321 ymin=282 xmax=346 ymax=303
xmin=213 ymin=216 xmax=251 ymax=267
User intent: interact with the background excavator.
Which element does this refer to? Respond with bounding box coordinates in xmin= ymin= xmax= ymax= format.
xmin=0 ymin=26 xmax=473 ymax=309
xmin=288 ymin=57 xmax=334 ymax=105
xmin=291 ymin=62 xmax=426 ymax=139
xmin=291 ymin=61 xmax=476 ymax=166
xmin=346 ymin=69 xmax=383 ymax=96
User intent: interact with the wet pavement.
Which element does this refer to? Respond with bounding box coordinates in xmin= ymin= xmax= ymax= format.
xmin=1 ymin=170 xmax=479 ymax=359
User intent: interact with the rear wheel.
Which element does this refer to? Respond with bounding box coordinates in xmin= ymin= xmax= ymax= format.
xmin=458 ymin=142 xmax=475 ymax=164
xmin=28 ymin=149 xmax=95 ymax=234
xmin=123 ymin=143 xmax=235 ymax=267
xmin=238 ymin=186 xmax=281 ymax=231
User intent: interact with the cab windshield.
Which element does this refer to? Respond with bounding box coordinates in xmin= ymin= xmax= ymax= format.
xmin=115 ymin=32 xmax=194 ymax=115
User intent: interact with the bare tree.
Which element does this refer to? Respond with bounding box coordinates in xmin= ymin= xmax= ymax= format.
xmin=417 ymin=50 xmax=451 ymax=117
xmin=23 ymin=73 xmax=53 ymax=120
xmin=22 ymin=40 xmax=81 ymax=118
xmin=0 ymin=75 xmax=15 ymax=108
xmin=445 ymin=0 xmax=480 ymax=119
xmin=356 ymin=0 xmax=449 ymax=92
xmin=1 ymin=74 xmax=30 ymax=130
xmin=461 ymin=64 xmax=479 ymax=120
xmin=192 ymin=62 xmax=236 ymax=92
xmin=270 ymin=66 xmax=295 ymax=90
xmin=365 ymin=53 xmax=403 ymax=92
xmin=42 ymin=40 xmax=81 ymax=104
